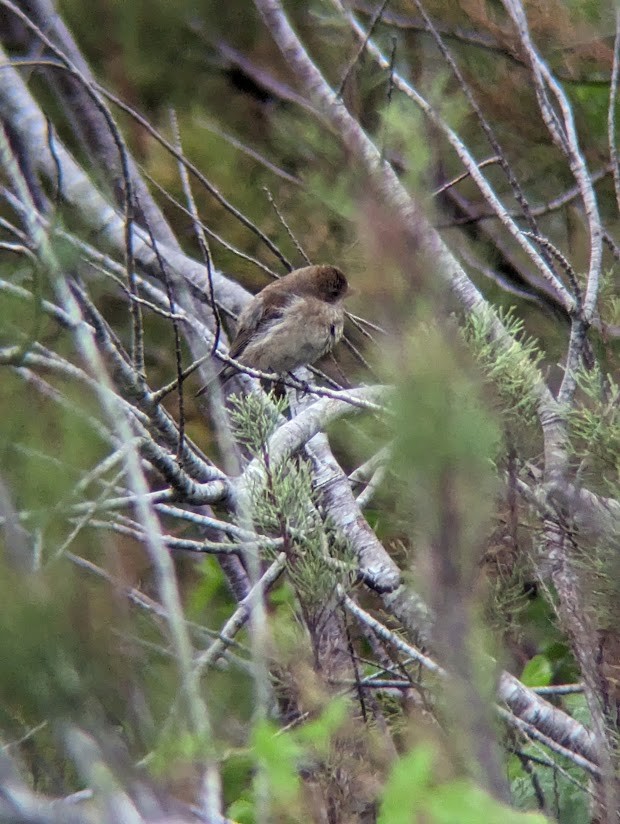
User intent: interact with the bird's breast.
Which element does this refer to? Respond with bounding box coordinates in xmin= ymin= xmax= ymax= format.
xmin=238 ymin=296 xmax=344 ymax=373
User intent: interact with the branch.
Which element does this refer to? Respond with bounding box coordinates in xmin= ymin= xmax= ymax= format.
xmin=340 ymin=588 xmax=599 ymax=770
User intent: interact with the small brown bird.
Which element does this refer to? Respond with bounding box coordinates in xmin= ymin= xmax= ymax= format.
xmin=197 ymin=264 xmax=350 ymax=395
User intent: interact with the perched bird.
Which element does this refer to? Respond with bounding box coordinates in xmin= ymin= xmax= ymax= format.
xmin=196 ymin=264 xmax=350 ymax=395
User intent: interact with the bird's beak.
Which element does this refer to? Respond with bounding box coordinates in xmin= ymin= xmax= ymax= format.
xmin=346 ymin=285 xmax=358 ymax=298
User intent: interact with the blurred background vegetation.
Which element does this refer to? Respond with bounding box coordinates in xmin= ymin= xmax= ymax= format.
xmin=0 ymin=0 xmax=618 ymax=822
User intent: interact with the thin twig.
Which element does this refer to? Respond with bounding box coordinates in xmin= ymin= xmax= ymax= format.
xmin=142 ymin=207 xmax=187 ymax=463
xmin=198 ymin=117 xmax=302 ymax=186
xmin=609 ymin=9 xmax=620 ymax=214
xmin=141 ymin=165 xmax=281 ymax=280
xmin=331 ymin=1 xmax=576 ymax=314
xmin=407 ymin=0 xmax=558 ymax=278
xmin=169 ymin=109 xmax=223 ymax=354
xmin=337 ymin=0 xmax=391 ymax=97
xmin=432 ymin=155 xmax=500 ymax=197
xmin=0 ymin=116 xmax=218 ymax=782
xmin=380 ymin=35 xmax=397 ymax=163
xmin=193 ymin=553 xmax=287 ymax=674
xmin=45 ymin=116 xmax=62 ymax=208
xmin=263 ymin=186 xmax=309 ymax=266
xmin=521 ymin=230 xmax=582 ymax=309
xmin=0 ymin=4 xmax=145 ymax=378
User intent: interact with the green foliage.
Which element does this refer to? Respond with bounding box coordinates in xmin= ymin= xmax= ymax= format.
xmin=567 ymin=367 xmax=619 ymax=495
xmin=229 ymin=391 xmax=288 ymax=456
xmin=392 ymin=323 xmax=501 ymax=560
xmin=0 ymin=569 xmax=81 ymax=719
xmin=554 ymin=352 xmax=619 ymax=631
xmin=463 ymin=306 xmax=544 ymax=430
xmin=427 ymin=781 xmax=548 ymax=824
xmin=508 ymin=698 xmax=592 ymax=824
xmin=0 ymin=562 xmax=142 ymax=731
xmin=251 ymin=457 xmax=316 ymax=538
xmin=483 ymin=554 xmax=534 ymax=642
xmin=427 ymin=70 xmax=470 ymax=134
xmin=598 ymin=267 xmax=620 ymax=328
xmin=0 ymin=274 xmax=110 ymax=555
xmin=149 ymin=728 xmax=213 ymax=776
xmin=563 ymin=0 xmax=607 ymax=24
xmin=378 ymin=743 xmax=550 ymax=824
xmin=305 ymin=165 xmax=357 ymax=223
xmin=295 ymin=695 xmax=348 ymax=755
xmin=2 ymin=0 xmax=617 ymax=818
xmin=395 ymin=334 xmax=500 ymax=477
xmin=377 ymin=744 xmax=435 ymax=824
xmin=570 ymin=83 xmax=609 ymax=138
xmin=520 ymin=654 xmax=553 ymax=688
xmin=227 ymin=699 xmax=349 ymax=822
xmin=230 ymin=392 xmax=356 ymax=609
xmin=570 ymin=529 xmax=620 ymax=633
xmin=226 ymin=795 xmax=255 ymax=824
xmin=186 ymin=555 xmax=230 ymax=622
xmin=252 ymin=719 xmax=303 ymax=806
xmin=381 ymin=97 xmax=431 ymax=191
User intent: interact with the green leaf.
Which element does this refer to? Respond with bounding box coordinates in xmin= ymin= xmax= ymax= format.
xmin=428 ymin=781 xmax=550 ymax=823
xmin=520 ymin=655 xmax=553 ymax=688
xmin=379 ymin=746 xmax=552 ymax=824
xmin=377 ymin=744 xmax=434 ymax=824
xmin=186 ymin=556 xmax=227 ymax=619
xmin=296 ymin=696 xmax=348 ymax=753
xmin=226 ymin=795 xmax=254 ymax=824
xmin=251 ymin=720 xmax=302 ymax=805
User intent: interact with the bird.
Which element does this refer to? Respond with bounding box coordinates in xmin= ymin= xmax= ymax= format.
xmin=196 ymin=264 xmax=350 ymax=395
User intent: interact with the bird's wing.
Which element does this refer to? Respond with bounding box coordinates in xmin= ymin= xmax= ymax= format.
xmin=229 ymin=292 xmax=290 ymax=359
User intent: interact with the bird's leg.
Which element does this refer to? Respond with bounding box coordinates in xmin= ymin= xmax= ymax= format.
xmin=288 ymin=372 xmax=311 ymax=396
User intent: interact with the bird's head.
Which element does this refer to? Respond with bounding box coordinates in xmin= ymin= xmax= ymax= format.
xmin=308 ymin=264 xmax=350 ymax=303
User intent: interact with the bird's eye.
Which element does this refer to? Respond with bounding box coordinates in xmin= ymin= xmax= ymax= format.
xmin=330 ymin=323 xmax=336 ymax=338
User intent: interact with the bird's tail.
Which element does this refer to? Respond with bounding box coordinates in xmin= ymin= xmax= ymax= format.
xmin=195 ymin=365 xmax=233 ymax=397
